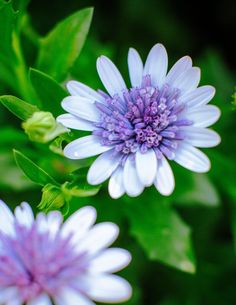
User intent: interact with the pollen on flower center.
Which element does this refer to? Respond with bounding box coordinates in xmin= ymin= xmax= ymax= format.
xmin=94 ymin=75 xmax=193 ymax=159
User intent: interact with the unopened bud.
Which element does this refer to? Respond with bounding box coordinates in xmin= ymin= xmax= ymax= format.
xmin=38 ymin=183 xmax=65 ymax=211
xmin=22 ymin=111 xmax=68 ymax=143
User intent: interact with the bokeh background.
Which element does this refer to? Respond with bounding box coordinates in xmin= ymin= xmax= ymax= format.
xmin=0 ymin=0 xmax=236 ymax=304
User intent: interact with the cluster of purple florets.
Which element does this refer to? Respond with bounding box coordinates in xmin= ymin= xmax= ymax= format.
xmin=93 ymin=75 xmax=193 ymax=161
xmin=0 ymin=221 xmax=87 ymax=302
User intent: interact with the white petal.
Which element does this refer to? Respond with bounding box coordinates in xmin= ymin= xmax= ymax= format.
xmin=61 ymin=96 xmax=101 ymax=122
xmin=27 ymin=294 xmax=52 ymax=305
xmin=183 ymin=127 xmax=221 ymax=147
xmin=87 ymin=150 xmax=121 ymax=185
xmin=184 ymin=105 xmax=221 ymax=128
xmin=36 ymin=213 xmax=48 ymax=233
xmin=76 ymin=222 xmax=119 ymax=256
xmin=86 ymin=274 xmax=132 ymax=303
xmin=165 ymin=56 xmax=192 ymax=85
xmin=123 ymin=155 xmax=144 ymax=197
xmin=0 ymin=200 xmax=14 ymax=236
xmin=154 ymin=156 xmax=175 ymax=196
xmin=96 ymin=56 xmax=127 ymax=98
xmin=179 ymin=85 xmax=216 ymax=107
xmin=46 ymin=211 xmax=63 ymax=237
xmin=6 ymin=299 xmax=21 ymax=305
xmin=89 ymin=248 xmax=131 ymax=273
xmin=0 ymin=288 xmax=19 ymax=304
xmin=135 ymin=149 xmax=157 ymax=186
xmin=128 ymin=48 xmax=143 ymax=87
xmin=172 ymin=67 xmax=200 ymax=93
xmin=57 ymin=114 xmax=94 ymax=131
xmin=143 ymin=44 xmax=168 ymax=87
xmin=174 ymin=142 xmax=211 ymax=173
xmin=14 ymin=202 xmax=34 ymax=228
xmin=67 ymin=80 xmax=105 ymax=103
xmin=108 ymin=166 xmax=125 ymax=199
xmin=64 ymin=135 xmax=112 ymax=160
xmin=55 ymin=288 xmax=95 ymax=305
xmin=62 ymin=206 xmax=97 ymax=241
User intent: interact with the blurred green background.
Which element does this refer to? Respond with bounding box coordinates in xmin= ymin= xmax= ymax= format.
xmin=0 ymin=0 xmax=236 ymax=305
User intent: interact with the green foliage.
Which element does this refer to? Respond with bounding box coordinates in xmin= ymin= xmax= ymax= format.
xmin=12 ymin=0 xmax=30 ymax=12
xmin=232 ymin=88 xmax=236 ymax=108
xmin=37 ymin=7 xmax=93 ymax=81
xmin=65 ymin=168 xmax=101 ymax=198
xmin=125 ymin=193 xmax=196 ymax=273
xmin=175 ymin=173 xmax=220 ymax=207
xmin=0 ymin=95 xmax=39 ymax=120
xmin=0 ymin=0 xmax=16 ymax=59
xmin=29 ymin=68 xmax=67 ymax=116
xmin=14 ymin=149 xmax=57 ymax=186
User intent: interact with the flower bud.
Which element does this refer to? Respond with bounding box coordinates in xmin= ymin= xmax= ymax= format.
xmin=22 ymin=111 xmax=68 ymax=143
xmin=38 ymin=183 xmax=65 ymax=211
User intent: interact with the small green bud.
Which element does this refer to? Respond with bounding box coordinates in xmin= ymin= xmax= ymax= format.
xmin=22 ymin=111 xmax=68 ymax=143
xmin=38 ymin=183 xmax=65 ymax=212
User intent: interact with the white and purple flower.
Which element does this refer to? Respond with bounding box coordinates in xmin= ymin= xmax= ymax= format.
xmin=57 ymin=43 xmax=221 ymax=198
xmin=0 ymin=200 xmax=132 ymax=305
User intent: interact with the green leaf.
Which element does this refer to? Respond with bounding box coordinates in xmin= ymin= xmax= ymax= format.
xmin=64 ymin=167 xmax=101 ymax=198
xmin=0 ymin=0 xmax=16 ymax=58
xmin=37 ymin=7 xmax=93 ymax=81
xmin=29 ymin=68 xmax=67 ymax=116
xmin=175 ymin=173 xmax=220 ymax=207
xmin=14 ymin=149 xmax=57 ymax=186
xmin=0 ymin=126 xmax=28 ymax=146
xmin=0 ymin=95 xmax=39 ymax=120
xmin=62 ymin=181 xmax=100 ymax=198
xmin=125 ymin=191 xmax=196 ymax=273
xmin=0 ymin=151 xmax=34 ymax=191
xmin=12 ymin=0 xmax=30 ymax=12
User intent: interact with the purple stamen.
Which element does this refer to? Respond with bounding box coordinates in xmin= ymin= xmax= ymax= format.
xmin=94 ymin=76 xmax=193 ymax=161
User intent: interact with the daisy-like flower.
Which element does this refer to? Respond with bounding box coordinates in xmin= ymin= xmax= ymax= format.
xmin=57 ymin=43 xmax=221 ymax=198
xmin=0 ymin=200 xmax=132 ymax=305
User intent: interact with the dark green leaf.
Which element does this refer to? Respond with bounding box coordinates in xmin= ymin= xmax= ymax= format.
xmin=37 ymin=7 xmax=93 ymax=81
xmin=0 ymin=95 xmax=39 ymax=120
xmin=0 ymin=0 xmax=16 ymax=58
xmin=175 ymin=173 xmax=220 ymax=207
xmin=12 ymin=0 xmax=30 ymax=12
xmin=29 ymin=68 xmax=67 ymax=116
xmin=125 ymin=191 xmax=196 ymax=273
xmin=14 ymin=149 xmax=57 ymax=186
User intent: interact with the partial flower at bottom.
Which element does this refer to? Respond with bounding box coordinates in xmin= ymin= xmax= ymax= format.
xmin=57 ymin=43 xmax=221 ymax=199
xmin=0 ymin=200 xmax=132 ymax=305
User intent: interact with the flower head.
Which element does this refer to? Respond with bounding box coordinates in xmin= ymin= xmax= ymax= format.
xmin=57 ymin=43 xmax=221 ymax=198
xmin=0 ymin=200 xmax=131 ymax=305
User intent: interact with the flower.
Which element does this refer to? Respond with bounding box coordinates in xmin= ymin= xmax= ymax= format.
xmin=0 ymin=200 xmax=132 ymax=305
xmin=57 ymin=43 xmax=221 ymax=198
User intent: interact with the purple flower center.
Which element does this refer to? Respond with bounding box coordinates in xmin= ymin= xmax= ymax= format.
xmin=0 ymin=223 xmax=88 ymax=302
xmin=93 ymin=75 xmax=193 ymax=161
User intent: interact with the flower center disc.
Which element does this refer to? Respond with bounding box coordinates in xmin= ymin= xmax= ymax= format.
xmin=94 ymin=76 xmax=193 ymax=161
